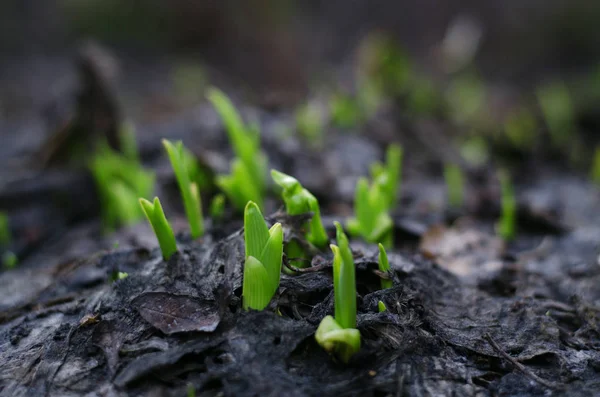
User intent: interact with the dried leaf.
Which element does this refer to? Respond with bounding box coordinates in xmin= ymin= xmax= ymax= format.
xmin=132 ymin=292 xmax=220 ymax=334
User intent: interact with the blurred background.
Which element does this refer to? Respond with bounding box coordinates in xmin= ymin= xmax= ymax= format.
xmin=1 ymin=0 xmax=600 ymax=267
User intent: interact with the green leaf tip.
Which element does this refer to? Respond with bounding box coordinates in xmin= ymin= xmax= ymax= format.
xmin=139 ymin=197 xmax=177 ymax=260
xmin=90 ymin=143 xmax=155 ymax=230
xmin=444 ymin=163 xmax=464 ymax=209
xmin=162 ymin=139 xmax=204 ymax=238
xmin=378 ymin=243 xmax=392 ymax=289
xmin=242 ymin=201 xmax=283 ymax=311
xmin=349 ymin=170 xmax=394 ymax=245
xmin=208 ymin=87 xmax=267 ymax=212
xmin=209 ymin=194 xmax=226 ymax=220
xmin=496 ymin=170 xmax=517 ymax=241
xmin=315 ymin=315 xmax=361 ymax=363
xmin=271 ymin=169 xmax=328 ymax=248
xmin=378 ymin=301 xmax=387 ymax=312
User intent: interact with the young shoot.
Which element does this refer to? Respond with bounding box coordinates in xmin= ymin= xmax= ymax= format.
xmin=243 ymin=201 xmax=283 ymax=311
xmin=119 ymin=121 xmax=140 ymax=162
xmin=496 ymin=170 xmax=516 ymax=241
xmin=537 ymin=81 xmax=574 ymax=148
xmin=370 ymin=144 xmax=403 ymax=209
xmin=378 ymin=301 xmax=387 ymax=312
xmin=0 ymin=212 xmax=10 ymax=246
xmin=209 ymin=194 xmax=226 ymax=221
xmin=504 ymin=108 xmax=537 ymax=150
xmin=295 ymin=101 xmax=325 ymax=149
xmin=347 ymin=176 xmax=393 ymax=246
xmin=162 ymin=139 xmax=204 ymax=238
xmin=315 ymin=222 xmax=360 ymax=363
xmin=330 ymin=93 xmax=362 ymax=128
xmin=271 ymin=169 xmax=328 ymax=248
xmin=207 ymin=88 xmax=267 ymax=211
xmin=592 ymin=147 xmax=600 ymax=186
xmin=139 ymin=197 xmax=177 ymax=260
xmin=90 ymin=143 xmax=155 ymax=230
xmin=2 ymin=251 xmax=17 ymax=269
xmin=444 ymin=163 xmax=464 ymax=209
xmin=378 ymin=243 xmax=392 ymax=289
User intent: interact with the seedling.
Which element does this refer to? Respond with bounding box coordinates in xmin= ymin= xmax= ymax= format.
xmin=0 ymin=212 xmax=10 ymax=246
xmin=446 ymin=72 xmax=486 ymax=124
xmin=537 ymin=81 xmax=574 ymax=148
xmin=110 ymin=271 xmax=129 ymax=282
xmin=271 ymin=169 xmax=328 ymax=248
xmin=90 ymin=143 xmax=155 ymax=229
xmin=378 ymin=243 xmax=392 ymax=289
xmin=347 ymin=176 xmax=393 ymax=246
xmin=139 ymin=197 xmax=177 ymax=260
xmin=242 ymin=201 xmax=283 ymax=311
xmin=119 ymin=121 xmax=140 ymax=162
xmin=315 ymin=222 xmax=360 ymax=363
xmin=2 ymin=251 xmax=17 ymax=269
xmin=207 ymin=88 xmax=267 ymax=210
xmin=217 ymin=158 xmax=265 ymax=211
xmin=591 ymin=147 xmax=600 ymax=186
xmin=162 ymin=139 xmax=204 ymax=238
xmin=504 ymin=108 xmax=537 ymax=149
xmin=356 ymin=33 xmax=411 ymax=97
xmin=295 ymin=101 xmax=325 ymax=149
xmin=209 ymin=194 xmax=226 ymax=221
xmin=378 ymin=301 xmax=387 ymax=312
xmin=444 ymin=163 xmax=464 ymax=209
xmin=460 ymin=136 xmax=489 ymax=167
xmin=330 ymin=93 xmax=362 ymax=128
xmin=496 ymin=170 xmax=516 ymax=241
xmin=370 ymin=144 xmax=403 ymax=209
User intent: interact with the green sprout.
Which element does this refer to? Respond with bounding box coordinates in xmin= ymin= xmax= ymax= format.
xmin=504 ymin=108 xmax=537 ymax=149
xmin=187 ymin=383 xmax=196 ymax=397
xmin=209 ymin=193 xmax=226 ymax=221
xmin=90 ymin=143 xmax=155 ymax=229
xmin=110 ymin=271 xmax=129 ymax=282
xmin=271 ymin=169 xmax=328 ymax=248
xmin=347 ymin=144 xmax=401 ymax=246
xmin=207 ymin=88 xmax=267 ymax=210
xmin=242 ymin=201 xmax=283 ymax=311
xmin=378 ymin=301 xmax=387 ymax=312
xmin=446 ymin=72 xmax=486 ymax=124
xmin=119 ymin=121 xmax=140 ymax=162
xmin=356 ymin=33 xmax=411 ymax=106
xmin=460 ymin=135 xmax=489 ymax=167
xmin=347 ymin=176 xmax=393 ymax=246
xmin=537 ymin=81 xmax=574 ymax=148
xmin=370 ymin=144 xmax=403 ymax=209
xmin=2 ymin=251 xmax=17 ymax=269
xmin=315 ymin=222 xmax=360 ymax=363
xmin=330 ymin=93 xmax=362 ymax=128
xmin=378 ymin=243 xmax=392 ymax=289
xmin=295 ymin=101 xmax=325 ymax=149
xmin=0 ymin=212 xmax=10 ymax=246
xmin=496 ymin=170 xmax=516 ymax=241
xmin=139 ymin=197 xmax=177 ymax=260
xmin=591 ymin=147 xmax=600 ymax=186
xmin=162 ymin=139 xmax=204 ymax=238
xmin=407 ymin=76 xmax=440 ymax=116
xmin=444 ymin=163 xmax=464 ymax=209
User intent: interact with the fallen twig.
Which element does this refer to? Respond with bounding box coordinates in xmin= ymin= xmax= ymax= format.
xmin=483 ymin=333 xmax=564 ymax=391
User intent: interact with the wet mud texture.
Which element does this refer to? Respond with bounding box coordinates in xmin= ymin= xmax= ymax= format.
xmin=1 ymin=208 xmax=600 ymax=397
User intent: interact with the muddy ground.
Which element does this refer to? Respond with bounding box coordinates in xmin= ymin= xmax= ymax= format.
xmin=2 ymin=2 xmax=600 ymax=396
